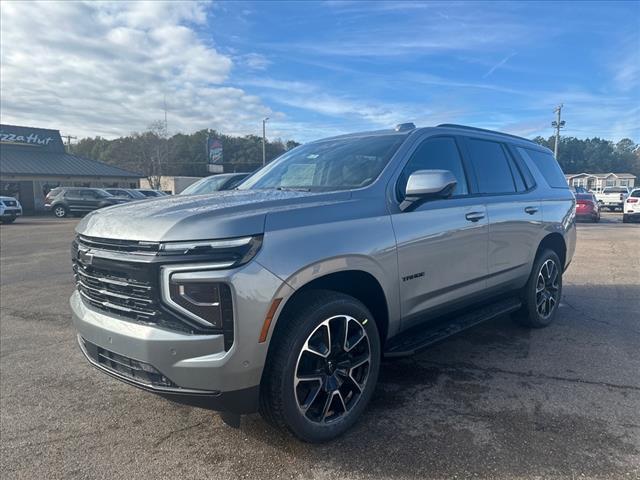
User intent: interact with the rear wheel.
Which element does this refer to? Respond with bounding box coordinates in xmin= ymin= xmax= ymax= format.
xmin=259 ymin=290 xmax=381 ymax=443
xmin=53 ymin=205 xmax=68 ymax=218
xmin=513 ymin=249 xmax=563 ymax=328
xmin=622 ymin=214 xmax=629 ymax=223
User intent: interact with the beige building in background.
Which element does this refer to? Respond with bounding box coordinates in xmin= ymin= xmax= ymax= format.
xmin=564 ymin=172 xmax=636 ymax=192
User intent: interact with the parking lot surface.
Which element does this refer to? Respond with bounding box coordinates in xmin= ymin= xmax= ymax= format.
xmin=1 ymin=214 xmax=639 ymax=480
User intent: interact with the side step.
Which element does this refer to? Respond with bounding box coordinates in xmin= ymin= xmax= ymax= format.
xmin=384 ymin=297 xmax=522 ymax=358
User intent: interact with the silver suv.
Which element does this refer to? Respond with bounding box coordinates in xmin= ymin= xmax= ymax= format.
xmin=71 ymin=123 xmax=576 ymax=442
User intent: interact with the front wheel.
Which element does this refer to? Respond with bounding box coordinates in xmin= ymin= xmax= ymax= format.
xmin=53 ymin=205 xmax=68 ymax=218
xmin=513 ymin=249 xmax=563 ymax=328
xmin=259 ymin=290 xmax=381 ymax=442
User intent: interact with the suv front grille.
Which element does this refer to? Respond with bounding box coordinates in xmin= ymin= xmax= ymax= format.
xmin=72 ymin=239 xmax=233 ymax=340
xmin=75 ymin=263 xmax=157 ymax=322
xmin=80 ymin=337 xmax=177 ymax=388
xmin=77 ymin=234 xmax=159 ymax=255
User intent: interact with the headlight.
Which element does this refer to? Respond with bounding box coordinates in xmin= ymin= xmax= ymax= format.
xmin=167 ymin=280 xmax=233 ymax=331
xmin=159 ymin=235 xmax=262 ymax=268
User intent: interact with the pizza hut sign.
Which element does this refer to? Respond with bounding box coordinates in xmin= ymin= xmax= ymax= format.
xmin=0 ymin=130 xmax=54 ymax=147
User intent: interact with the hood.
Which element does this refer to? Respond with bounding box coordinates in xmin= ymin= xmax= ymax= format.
xmin=76 ymin=189 xmax=351 ymax=242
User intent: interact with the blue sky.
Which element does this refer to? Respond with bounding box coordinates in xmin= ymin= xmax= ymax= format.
xmin=1 ymin=1 xmax=639 ymax=142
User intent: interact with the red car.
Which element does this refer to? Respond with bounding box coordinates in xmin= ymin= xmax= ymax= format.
xmin=575 ymin=193 xmax=600 ymax=222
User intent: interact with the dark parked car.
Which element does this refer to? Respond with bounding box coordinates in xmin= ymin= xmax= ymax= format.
xmin=136 ymin=189 xmax=168 ymax=198
xmin=104 ymin=188 xmax=146 ymax=201
xmin=179 ymin=173 xmax=250 ymax=195
xmin=44 ymin=187 xmax=127 ymax=218
xmin=574 ymin=192 xmax=600 ymax=222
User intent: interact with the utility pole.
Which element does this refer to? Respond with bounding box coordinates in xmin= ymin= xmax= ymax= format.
xmin=262 ymin=117 xmax=269 ymax=167
xmin=551 ymin=104 xmax=565 ymax=159
xmin=62 ymin=134 xmax=77 ymax=147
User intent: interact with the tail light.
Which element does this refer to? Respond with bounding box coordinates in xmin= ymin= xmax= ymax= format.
xmin=620 ymin=194 xmax=624 ymax=200
xmin=628 ymin=198 xmax=638 ymax=203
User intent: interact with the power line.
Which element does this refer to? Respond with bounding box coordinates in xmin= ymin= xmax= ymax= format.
xmin=61 ymin=134 xmax=77 ymax=146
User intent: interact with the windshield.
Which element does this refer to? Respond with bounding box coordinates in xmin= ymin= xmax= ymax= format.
xmin=94 ymin=189 xmax=113 ymax=198
xmin=238 ymin=134 xmax=405 ymax=191
xmin=180 ymin=176 xmax=231 ymax=195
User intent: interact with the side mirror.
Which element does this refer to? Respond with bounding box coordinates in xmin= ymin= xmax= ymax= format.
xmin=400 ymin=169 xmax=457 ymax=211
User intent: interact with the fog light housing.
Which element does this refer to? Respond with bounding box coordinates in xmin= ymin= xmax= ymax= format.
xmin=168 ymin=281 xmax=233 ymax=332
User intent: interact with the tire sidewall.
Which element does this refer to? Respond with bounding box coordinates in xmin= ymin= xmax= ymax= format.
xmin=525 ymin=250 xmax=563 ymax=327
xmin=279 ymin=297 xmax=381 ymax=442
xmin=54 ymin=205 xmax=67 ymax=218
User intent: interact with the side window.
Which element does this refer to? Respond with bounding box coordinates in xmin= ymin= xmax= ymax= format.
xmin=82 ymin=190 xmax=98 ymax=199
xmin=506 ymin=155 xmax=527 ymax=192
xmin=517 ymin=147 xmax=568 ymax=189
xmin=466 ymin=138 xmax=516 ymax=194
xmin=398 ymin=137 xmax=468 ymax=198
xmin=64 ymin=189 xmax=80 ymax=198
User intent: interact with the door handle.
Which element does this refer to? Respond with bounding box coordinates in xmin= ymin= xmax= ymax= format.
xmin=524 ymin=206 xmax=539 ymax=215
xmin=465 ymin=212 xmax=485 ymax=222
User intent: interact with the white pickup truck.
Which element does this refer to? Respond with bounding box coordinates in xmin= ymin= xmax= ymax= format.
xmin=594 ymin=187 xmax=630 ymax=211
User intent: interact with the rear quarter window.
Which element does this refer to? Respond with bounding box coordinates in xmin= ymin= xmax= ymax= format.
xmin=517 ymin=147 xmax=568 ymax=189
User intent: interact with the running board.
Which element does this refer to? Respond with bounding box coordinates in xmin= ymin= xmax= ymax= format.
xmin=384 ymin=297 xmax=522 ymax=358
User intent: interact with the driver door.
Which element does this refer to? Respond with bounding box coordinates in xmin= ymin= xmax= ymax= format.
xmin=390 ymin=136 xmax=489 ymax=329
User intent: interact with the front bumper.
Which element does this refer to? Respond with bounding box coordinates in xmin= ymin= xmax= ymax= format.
xmin=0 ymin=208 xmax=22 ymax=218
xmin=71 ymin=259 xmax=292 ymax=413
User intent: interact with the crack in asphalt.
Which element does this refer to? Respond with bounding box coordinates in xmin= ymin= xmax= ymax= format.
xmin=152 ymin=421 xmax=207 ymax=448
xmin=561 ymin=298 xmax=640 ymax=336
xmin=419 ymin=360 xmax=640 ymax=392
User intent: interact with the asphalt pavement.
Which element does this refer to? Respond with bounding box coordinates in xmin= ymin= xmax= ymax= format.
xmin=1 ymin=213 xmax=638 ymax=479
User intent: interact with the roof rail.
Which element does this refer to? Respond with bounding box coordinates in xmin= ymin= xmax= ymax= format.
xmin=436 ymin=124 xmax=535 ymax=144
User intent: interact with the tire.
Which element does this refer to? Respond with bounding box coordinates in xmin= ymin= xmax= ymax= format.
xmin=593 ymin=213 xmax=600 ymax=223
xmin=513 ymin=249 xmax=563 ymax=328
xmin=259 ymin=290 xmax=381 ymax=443
xmin=53 ymin=205 xmax=68 ymax=218
xmin=0 ymin=216 xmax=16 ymax=224
xmin=622 ymin=214 xmax=629 ymax=223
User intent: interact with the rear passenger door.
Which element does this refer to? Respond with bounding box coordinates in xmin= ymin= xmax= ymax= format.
xmin=80 ymin=190 xmax=102 ymax=210
xmin=461 ymin=137 xmax=542 ymax=291
xmin=391 ymin=136 xmax=489 ymax=328
xmin=63 ymin=189 xmax=84 ymax=211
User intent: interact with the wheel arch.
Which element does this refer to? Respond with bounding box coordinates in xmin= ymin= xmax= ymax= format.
xmin=536 ymin=232 xmax=567 ymax=270
xmin=269 ymin=262 xmax=394 ymax=353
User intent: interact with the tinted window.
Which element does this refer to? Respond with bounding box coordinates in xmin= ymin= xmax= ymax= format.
xmin=507 ymin=155 xmax=527 ymax=192
xmin=466 ymin=139 xmax=516 ymax=194
xmin=517 ymin=147 xmax=568 ymax=189
xmin=398 ymin=137 xmax=468 ymax=197
xmin=631 ymin=190 xmax=640 ymax=198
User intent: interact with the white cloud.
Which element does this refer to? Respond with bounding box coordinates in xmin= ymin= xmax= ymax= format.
xmin=0 ymin=1 xmax=273 ymax=138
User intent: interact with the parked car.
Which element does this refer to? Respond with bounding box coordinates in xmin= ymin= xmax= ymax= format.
xmin=574 ymin=192 xmax=600 ymax=222
xmin=0 ymin=196 xmax=22 ymax=223
xmin=179 ymin=173 xmax=250 ymax=195
xmin=623 ymin=188 xmax=640 ymax=223
xmin=70 ymin=123 xmax=576 ymax=442
xmin=104 ymin=188 xmax=147 ymax=201
xmin=44 ymin=187 xmax=127 ymax=218
xmin=572 ymin=186 xmax=589 ymax=194
xmin=594 ymin=186 xmax=630 ymax=211
xmin=136 ymin=189 xmax=169 ymax=198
